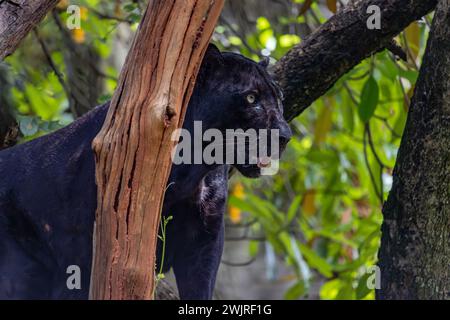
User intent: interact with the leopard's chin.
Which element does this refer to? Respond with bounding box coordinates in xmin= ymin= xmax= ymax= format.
xmin=234 ymin=164 xmax=261 ymax=178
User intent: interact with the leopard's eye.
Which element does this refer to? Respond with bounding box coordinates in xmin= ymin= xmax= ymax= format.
xmin=246 ymin=93 xmax=256 ymax=104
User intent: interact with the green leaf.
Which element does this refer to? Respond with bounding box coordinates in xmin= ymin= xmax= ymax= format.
xmin=336 ymin=283 xmax=355 ymax=300
xmin=286 ymin=195 xmax=302 ymax=223
xmin=313 ymin=229 xmax=358 ymax=248
xmin=248 ymin=241 xmax=260 ymax=257
xmin=297 ymin=242 xmax=333 ymax=277
xmin=320 ymin=279 xmax=342 ymax=299
xmin=356 ymin=272 xmax=373 ymax=300
xmin=19 ymin=116 xmax=39 ymax=136
xmin=358 ymin=77 xmax=379 ymax=123
xmin=284 ymin=282 xmax=306 ymax=300
xmin=123 ymin=3 xmax=137 ymax=12
xmin=128 ymin=13 xmax=142 ymax=23
xmin=256 ymin=17 xmax=271 ymax=31
xmin=341 ymin=93 xmax=354 ymax=134
xmin=98 ymin=94 xmax=112 ymax=104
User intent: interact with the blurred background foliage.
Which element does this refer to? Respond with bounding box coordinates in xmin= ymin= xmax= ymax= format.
xmin=0 ymin=0 xmax=431 ymax=299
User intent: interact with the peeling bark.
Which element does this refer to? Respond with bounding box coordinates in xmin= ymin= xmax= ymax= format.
xmin=0 ymin=0 xmax=59 ymax=60
xmin=90 ymin=0 xmax=224 ymax=300
xmin=377 ymin=0 xmax=450 ymax=300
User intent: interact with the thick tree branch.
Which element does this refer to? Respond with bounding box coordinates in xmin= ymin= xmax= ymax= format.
xmin=0 ymin=0 xmax=60 ymax=60
xmin=274 ymin=0 xmax=437 ymax=121
xmin=377 ymin=0 xmax=450 ymax=299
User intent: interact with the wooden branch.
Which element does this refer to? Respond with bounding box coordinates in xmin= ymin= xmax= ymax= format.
xmin=377 ymin=0 xmax=450 ymax=299
xmin=90 ymin=0 xmax=224 ymax=300
xmin=0 ymin=0 xmax=60 ymax=60
xmin=274 ymin=0 xmax=437 ymax=121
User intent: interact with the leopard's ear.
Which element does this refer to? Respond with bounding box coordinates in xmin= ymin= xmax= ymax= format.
xmin=258 ymin=56 xmax=270 ymax=68
xmin=202 ymin=43 xmax=224 ymax=66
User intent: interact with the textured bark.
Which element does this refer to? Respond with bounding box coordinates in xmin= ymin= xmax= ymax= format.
xmin=377 ymin=0 xmax=450 ymax=300
xmin=0 ymin=0 xmax=59 ymax=60
xmin=90 ymin=0 xmax=224 ymax=300
xmin=273 ymin=0 xmax=437 ymax=121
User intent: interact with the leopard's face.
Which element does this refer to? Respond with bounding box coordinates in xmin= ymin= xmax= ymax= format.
xmin=195 ymin=45 xmax=292 ymax=178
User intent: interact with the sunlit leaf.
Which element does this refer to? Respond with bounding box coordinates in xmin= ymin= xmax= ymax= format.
xmin=405 ymin=22 xmax=420 ymax=60
xmin=228 ymin=206 xmax=242 ymax=224
xmin=302 ymin=190 xmax=316 ymax=216
xmin=279 ymin=34 xmax=301 ymax=48
xmin=248 ymin=241 xmax=260 ymax=257
xmin=314 ymin=102 xmax=333 ymax=145
xmin=256 ymin=17 xmax=271 ymax=31
xmin=71 ymin=28 xmax=86 ymax=44
xmin=320 ymin=279 xmax=342 ymax=299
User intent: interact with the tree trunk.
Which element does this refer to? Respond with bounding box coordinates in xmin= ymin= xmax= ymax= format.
xmin=89 ymin=0 xmax=224 ymax=300
xmin=0 ymin=0 xmax=59 ymax=60
xmin=377 ymin=0 xmax=450 ymax=299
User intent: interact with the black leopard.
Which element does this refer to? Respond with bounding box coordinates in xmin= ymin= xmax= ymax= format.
xmin=0 ymin=45 xmax=291 ymax=300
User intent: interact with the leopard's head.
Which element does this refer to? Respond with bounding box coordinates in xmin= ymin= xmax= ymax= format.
xmin=191 ymin=44 xmax=292 ymax=178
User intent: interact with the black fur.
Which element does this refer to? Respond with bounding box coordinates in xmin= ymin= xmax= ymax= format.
xmin=0 ymin=45 xmax=291 ymax=300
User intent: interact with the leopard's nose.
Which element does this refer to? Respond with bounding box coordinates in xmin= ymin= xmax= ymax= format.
xmin=278 ymin=122 xmax=292 ymax=151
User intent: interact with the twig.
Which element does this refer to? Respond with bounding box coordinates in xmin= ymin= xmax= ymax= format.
xmin=366 ymin=124 xmax=389 ymax=170
xmin=373 ymin=114 xmax=402 ymax=139
xmin=386 ymin=39 xmax=408 ymax=62
xmin=87 ymin=6 xmax=133 ymax=24
xmin=218 ymin=16 xmax=260 ymax=56
xmin=363 ymin=124 xmax=384 ymax=205
xmin=225 ymin=235 xmax=266 ymax=242
xmin=33 ymin=28 xmax=78 ymax=116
